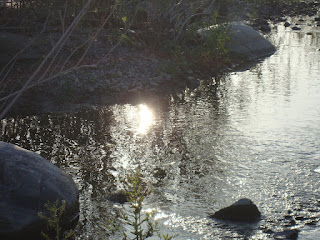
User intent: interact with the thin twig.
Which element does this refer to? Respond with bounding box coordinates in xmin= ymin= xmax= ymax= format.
xmin=174 ymin=12 xmax=210 ymax=42
xmin=60 ymin=39 xmax=89 ymax=72
xmin=174 ymin=0 xmax=216 ymax=42
xmin=0 ymin=10 xmax=137 ymax=104
xmin=63 ymin=0 xmax=68 ymax=33
xmin=0 ymin=62 xmax=98 ymax=103
xmin=96 ymin=9 xmax=138 ymax=66
xmin=37 ymin=2 xmax=90 ymax=83
xmin=76 ymin=4 xmax=117 ymax=67
xmin=59 ymin=10 xmax=65 ymax=34
xmin=0 ymin=58 xmax=16 ymax=88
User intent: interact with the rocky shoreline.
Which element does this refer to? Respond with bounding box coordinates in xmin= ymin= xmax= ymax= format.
xmin=1 ymin=37 xmax=203 ymax=117
xmin=1 ymin=0 xmax=320 ymax=117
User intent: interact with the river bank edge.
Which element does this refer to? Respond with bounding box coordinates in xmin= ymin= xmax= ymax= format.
xmin=1 ymin=0 xmax=319 ymax=118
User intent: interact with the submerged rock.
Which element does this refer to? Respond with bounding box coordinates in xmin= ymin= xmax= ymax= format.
xmin=284 ymin=22 xmax=291 ymax=27
xmin=106 ymin=191 xmax=128 ymax=204
xmin=209 ymin=198 xmax=261 ymax=222
xmin=292 ymin=26 xmax=301 ymax=31
xmin=0 ymin=141 xmax=79 ymax=239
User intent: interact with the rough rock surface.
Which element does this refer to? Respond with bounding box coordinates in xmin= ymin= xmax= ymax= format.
xmin=210 ymin=198 xmax=261 ymax=222
xmin=0 ymin=141 xmax=79 ymax=239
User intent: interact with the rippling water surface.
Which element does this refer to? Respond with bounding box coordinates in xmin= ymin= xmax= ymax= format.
xmin=1 ymin=20 xmax=320 ymax=239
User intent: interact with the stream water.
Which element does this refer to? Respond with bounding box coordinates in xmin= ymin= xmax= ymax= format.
xmin=1 ymin=18 xmax=320 ymax=239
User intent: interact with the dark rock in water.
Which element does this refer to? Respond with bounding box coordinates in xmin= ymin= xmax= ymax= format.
xmin=294 ymin=216 xmax=306 ymax=221
xmin=284 ymin=22 xmax=291 ymax=27
xmin=153 ymin=167 xmax=167 ymax=179
xmin=284 ymin=219 xmax=296 ymax=227
xmin=253 ymin=19 xmax=271 ymax=33
xmin=276 ymin=17 xmax=286 ymax=23
xmin=284 ymin=216 xmax=292 ymax=220
xmin=305 ymin=219 xmax=318 ymax=225
xmin=209 ymin=198 xmax=261 ymax=222
xmin=273 ymin=229 xmax=299 ymax=240
xmin=292 ymin=26 xmax=301 ymax=31
xmin=260 ymin=24 xmax=271 ymax=33
xmin=0 ymin=141 xmax=79 ymax=239
xmin=106 ymin=191 xmax=127 ymax=204
xmin=315 ymin=17 xmax=320 ymax=22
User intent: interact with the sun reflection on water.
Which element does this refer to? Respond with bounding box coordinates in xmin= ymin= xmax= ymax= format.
xmin=137 ymin=104 xmax=153 ymax=134
xmin=111 ymin=103 xmax=154 ymax=135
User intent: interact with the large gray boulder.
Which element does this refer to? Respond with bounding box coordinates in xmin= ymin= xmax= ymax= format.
xmin=198 ymin=21 xmax=276 ymax=60
xmin=227 ymin=21 xmax=276 ymax=59
xmin=0 ymin=141 xmax=79 ymax=239
xmin=209 ymin=198 xmax=261 ymax=222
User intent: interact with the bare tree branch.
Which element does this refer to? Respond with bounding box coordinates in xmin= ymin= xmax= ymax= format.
xmin=0 ymin=12 xmax=51 ymax=81
xmin=76 ymin=3 xmax=118 ymax=67
xmin=0 ymin=8 xmax=137 ymax=106
xmin=0 ymin=0 xmax=94 ymax=119
xmin=0 ymin=0 xmax=219 ymax=119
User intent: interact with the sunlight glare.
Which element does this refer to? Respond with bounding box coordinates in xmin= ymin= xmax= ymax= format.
xmin=137 ymin=104 xmax=153 ymax=134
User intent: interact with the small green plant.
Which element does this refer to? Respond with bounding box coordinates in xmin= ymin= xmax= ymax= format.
xmin=106 ymin=169 xmax=177 ymax=240
xmin=162 ymin=45 xmax=190 ymax=77
xmin=159 ymin=233 xmax=177 ymax=240
xmin=175 ymin=12 xmax=231 ymax=73
xmin=201 ymin=23 xmax=231 ymax=60
xmin=38 ymin=200 xmax=75 ymax=240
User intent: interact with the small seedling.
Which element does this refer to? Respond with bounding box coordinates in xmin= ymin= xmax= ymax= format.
xmin=39 ymin=200 xmax=75 ymax=240
xmin=106 ymin=169 xmax=177 ymax=240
